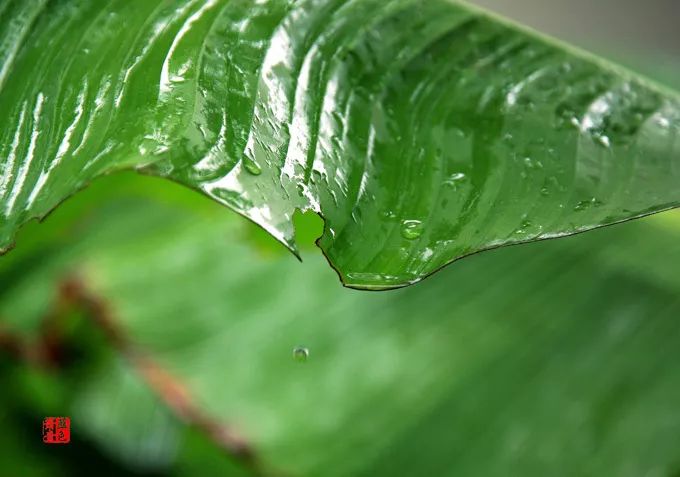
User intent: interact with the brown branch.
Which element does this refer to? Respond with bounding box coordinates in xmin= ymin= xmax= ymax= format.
xmin=60 ymin=277 xmax=278 ymax=475
xmin=1 ymin=322 xmax=56 ymax=367
xmin=2 ymin=277 xmax=283 ymax=477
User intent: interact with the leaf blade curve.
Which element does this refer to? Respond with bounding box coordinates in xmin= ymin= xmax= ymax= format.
xmin=1 ymin=0 xmax=679 ymax=288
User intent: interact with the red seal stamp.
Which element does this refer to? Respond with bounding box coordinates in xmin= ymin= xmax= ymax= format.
xmin=42 ymin=417 xmax=70 ymax=444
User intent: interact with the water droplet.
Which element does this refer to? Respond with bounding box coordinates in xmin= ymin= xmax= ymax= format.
xmin=243 ymin=157 xmax=262 ymax=175
xmin=293 ymin=346 xmax=309 ymax=363
xmin=346 ymin=272 xmax=404 ymax=284
xmin=380 ymin=209 xmax=397 ymax=220
xmin=574 ymin=197 xmax=604 ymax=212
xmin=443 ymin=172 xmax=466 ymax=188
xmin=523 ymin=157 xmax=543 ymax=170
xmin=574 ymin=200 xmax=591 ymax=212
xmin=657 ymin=117 xmax=670 ymax=129
xmin=138 ymin=136 xmax=169 ymax=157
xmin=400 ymin=220 xmax=424 ymax=240
xmin=595 ymin=135 xmax=611 ymax=148
xmin=515 ymin=219 xmax=532 ymax=234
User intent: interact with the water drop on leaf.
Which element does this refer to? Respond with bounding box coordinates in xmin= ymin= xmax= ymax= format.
xmin=596 ymin=135 xmax=611 ymax=148
xmin=401 ymin=220 xmax=424 ymax=240
xmin=293 ymin=346 xmax=309 ymax=363
xmin=443 ymin=173 xmax=466 ymax=188
xmin=243 ymin=157 xmax=262 ymax=175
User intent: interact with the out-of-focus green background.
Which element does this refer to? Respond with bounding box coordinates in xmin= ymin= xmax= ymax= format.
xmin=1 ymin=1 xmax=679 ymax=476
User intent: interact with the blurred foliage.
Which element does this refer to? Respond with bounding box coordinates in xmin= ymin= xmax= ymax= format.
xmin=1 ymin=171 xmax=680 ymax=476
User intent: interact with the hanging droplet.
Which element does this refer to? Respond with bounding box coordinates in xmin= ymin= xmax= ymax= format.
xmin=243 ymin=157 xmax=262 ymax=175
xmin=293 ymin=346 xmax=309 ymax=363
xmin=400 ymin=220 xmax=424 ymax=240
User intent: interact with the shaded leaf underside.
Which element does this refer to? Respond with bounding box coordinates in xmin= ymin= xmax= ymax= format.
xmin=1 ymin=0 xmax=679 ymax=288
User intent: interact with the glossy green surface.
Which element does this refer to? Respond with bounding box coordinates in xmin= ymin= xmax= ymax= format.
xmin=3 ymin=172 xmax=680 ymax=475
xmin=1 ymin=0 xmax=679 ymax=288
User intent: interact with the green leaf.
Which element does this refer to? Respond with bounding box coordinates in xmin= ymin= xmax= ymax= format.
xmin=3 ymin=172 xmax=680 ymax=475
xmin=1 ymin=0 xmax=679 ymax=288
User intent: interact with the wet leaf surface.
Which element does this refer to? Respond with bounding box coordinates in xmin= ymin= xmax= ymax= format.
xmin=1 ymin=0 xmax=679 ymax=288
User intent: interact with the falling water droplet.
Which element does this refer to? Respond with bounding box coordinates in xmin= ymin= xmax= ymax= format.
xmin=293 ymin=346 xmax=309 ymax=363
xmin=243 ymin=157 xmax=262 ymax=175
xmin=401 ymin=220 xmax=424 ymax=240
